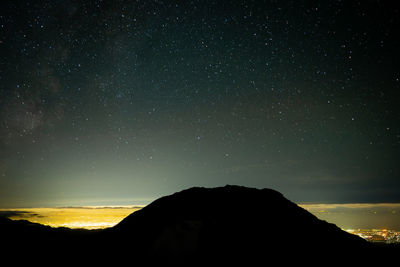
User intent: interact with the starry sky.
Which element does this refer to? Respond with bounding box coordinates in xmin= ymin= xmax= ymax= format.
xmin=1 ymin=0 xmax=399 ymax=207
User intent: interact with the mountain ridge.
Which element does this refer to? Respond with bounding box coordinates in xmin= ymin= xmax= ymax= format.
xmin=105 ymin=185 xmax=371 ymax=264
xmin=1 ymin=185 xmax=391 ymax=265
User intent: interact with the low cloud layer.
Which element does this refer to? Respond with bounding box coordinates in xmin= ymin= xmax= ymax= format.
xmin=299 ymin=203 xmax=400 ymax=230
xmin=0 ymin=207 xmax=140 ymax=229
xmin=0 ymin=210 xmax=42 ymax=219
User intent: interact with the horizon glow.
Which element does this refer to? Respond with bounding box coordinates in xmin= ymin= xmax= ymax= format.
xmin=1 ymin=202 xmax=400 ymax=230
xmin=0 ymin=206 xmax=142 ymax=229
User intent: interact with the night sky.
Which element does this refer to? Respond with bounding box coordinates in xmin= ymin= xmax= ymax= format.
xmin=1 ymin=0 xmax=399 ymax=207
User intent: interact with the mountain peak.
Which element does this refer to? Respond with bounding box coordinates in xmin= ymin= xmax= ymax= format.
xmin=110 ymin=185 xmax=370 ymax=264
xmin=1 ymin=185 xmax=378 ymax=265
xmin=115 ymin=185 xmax=287 ymax=228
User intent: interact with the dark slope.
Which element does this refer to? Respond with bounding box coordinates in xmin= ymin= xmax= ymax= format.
xmin=2 ymin=185 xmax=391 ymax=265
xmin=0 ymin=216 xmax=98 ymax=261
xmin=106 ymin=185 xmax=371 ymax=264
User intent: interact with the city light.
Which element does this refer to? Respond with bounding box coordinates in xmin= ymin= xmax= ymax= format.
xmin=344 ymin=229 xmax=400 ymax=243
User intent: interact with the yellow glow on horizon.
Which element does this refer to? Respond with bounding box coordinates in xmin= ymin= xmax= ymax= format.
xmin=0 ymin=206 xmax=143 ymax=229
xmin=299 ymin=203 xmax=400 ymax=210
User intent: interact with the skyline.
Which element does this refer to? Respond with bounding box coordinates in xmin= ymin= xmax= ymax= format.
xmin=1 ymin=0 xmax=399 ymax=207
xmin=1 ymin=200 xmax=400 ymax=231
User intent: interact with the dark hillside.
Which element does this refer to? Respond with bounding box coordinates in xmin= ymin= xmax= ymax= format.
xmin=1 ymin=185 xmax=389 ymax=265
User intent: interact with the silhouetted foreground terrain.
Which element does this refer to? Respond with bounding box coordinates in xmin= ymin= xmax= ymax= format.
xmin=1 ymin=185 xmax=397 ymax=265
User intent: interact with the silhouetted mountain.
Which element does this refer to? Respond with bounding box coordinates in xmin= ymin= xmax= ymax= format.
xmin=107 ymin=185 xmax=372 ymax=264
xmin=1 ymin=185 xmax=396 ymax=265
xmin=0 ymin=215 xmax=97 ymax=262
